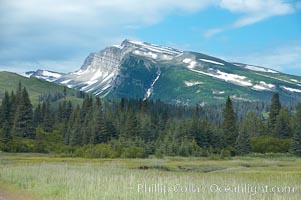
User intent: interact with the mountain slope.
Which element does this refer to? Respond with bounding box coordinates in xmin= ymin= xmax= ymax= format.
xmin=0 ymin=71 xmax=83 ymax=106
xmin=27 ymin=39 xmax=301 ymax=105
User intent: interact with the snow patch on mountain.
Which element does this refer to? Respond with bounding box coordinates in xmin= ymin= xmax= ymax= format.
xmin=61 ymin=79 xmax=71 ymax=84
xmin=199 ymin=59 xmax=224 ymax=66
xmin=183 ymin=58 xmax=192 ymax=63
xmin=252 ymin=81 xmax=275 ymax=91
xmin=190 ymin=69 xmax=252 ymax=87
xmin=133 ymin=50 xmax=158 ymax=59
xmin=282 ymin=86 xmax=301 ymax=93
xmin=183 ymin=58 xmax=197 ymax=69
xmin=42 ymin=71 xmax=62 ymax=78
xmin=112 ymin=44 xmax=123 ymax=49
xmin=184 ymin=81 xmax=203 ymax=87
xmin=81 ymin=80 xmax=98 ymax=90
xmin=212 ymin=90 xmax=225 ymax=94
xmin=127 ymin=39 xmax=182 ymax=56
xmin=246 ymin=65 xmax=278 ymax=73
xmin=144 ymin=70 xmax=161 ymax=100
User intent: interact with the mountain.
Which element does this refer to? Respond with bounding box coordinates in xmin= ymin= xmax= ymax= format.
xmin=24 ymin=69 xmax=65 ymax=82
xmin=0 ymin=71 xmax=83 ymax=106
xmin=27 ymin=39 xmax=301 ymax=105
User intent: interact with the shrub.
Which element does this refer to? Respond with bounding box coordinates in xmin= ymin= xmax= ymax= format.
xmin=0 ymin=142 xmax=5 ymax=152
xmin=121 ymin=146 xmax=146 ymax=158
xmin=251 ymin=137 xmax=291 ymax=153
xmin=6 ymin=139 xmax=35 ymax=152
xmin=74 ymin=144 xmax=118 ymax=158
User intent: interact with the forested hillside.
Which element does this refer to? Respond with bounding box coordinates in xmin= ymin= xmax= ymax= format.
xmin=0 ymin=83 xmax=301 ymax=158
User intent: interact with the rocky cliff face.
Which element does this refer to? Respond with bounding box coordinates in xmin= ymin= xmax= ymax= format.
xmin=53 ymin=39 xmax=185 ymax=98
xmin=55 ymin=46 xmax=123 ymax=97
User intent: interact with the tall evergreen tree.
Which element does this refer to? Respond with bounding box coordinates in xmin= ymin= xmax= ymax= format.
xmin=33 ymin=103 xmax=42 ymax=127
xmin=0 ymin=91 xmax=11 ymax=127
xmin=0 ymin=121 xmax=12 ymax=144
xmin=42 ymin=101 xmax=53 ymax=132
xmin=69 ymin=106 xmax=82 ymax=146
xmin=274 ymin=109 xmax=290 ymax=138
xmin=241 ymin=112 xmax=266 ymax=137
xmin=123 ymin=111 xmax=140 ymax=140
xmin=290 ymin=104 xmax=301 ymax=157
xmin=269 ymin=93 xmax=281 ymax=131
xmin=12 ymin=87 xmax=34 ymax=139
xmin=90 ymin=102 xmax=105 ymax=144
xmin=9 ymin=91 xmax=16 ymax=127
xmin=222 ymin=96 xmax=238 ymax=147
xmin=235 ymin=125 xmax=251 ymax=155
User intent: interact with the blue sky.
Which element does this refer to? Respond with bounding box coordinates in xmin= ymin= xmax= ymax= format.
xmin=0 ymin=0 xmax=301 ymax=75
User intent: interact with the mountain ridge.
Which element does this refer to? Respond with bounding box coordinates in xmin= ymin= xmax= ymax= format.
xmin=25 ymin=39 xmax=301 ymax=105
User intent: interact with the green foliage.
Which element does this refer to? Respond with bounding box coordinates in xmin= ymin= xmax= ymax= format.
xmin=241 ymin=112 xmax=266 ymax=137
xmin=12 ymin=86 xmax=34 ymax=139
xmin=290 ymin=131 xmax=301 ymax=157
xmin=269 ymin=93 xmax=281 ymax=131
xmin=222 ymin=96 xmax=238 ymax=147
xmin=0 ymin=71 xmax=83 ymax=106
xmin=274 ymin=108 xmax=291 ymax=138
xmin=235 ymin=125 xmax=251 ymax=155
xmin=250 ymin=137 xmax=291 ymax=153
xmin=6 ymin=139 xmax=35 ymax=152
xmin=75 ymin=144 xmax=118 ymax=158
xmin=290 ymin=103 xmax=301 ymax=157
xmin=1 ymin=84 xmax=300 ymax=158
xmin=121 ymin=146 xmax=146 ymax=158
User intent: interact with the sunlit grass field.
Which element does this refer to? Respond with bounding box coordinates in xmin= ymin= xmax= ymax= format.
xmin=0 ymin=153 xmax=300 ymax=200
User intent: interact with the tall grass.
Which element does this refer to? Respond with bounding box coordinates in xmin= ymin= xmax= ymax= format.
xmin=0 ymin=154 xmax=300 ymax=200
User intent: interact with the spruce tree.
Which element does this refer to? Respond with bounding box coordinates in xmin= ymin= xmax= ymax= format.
xmin=69 ymin=106 xmax=82 ymax=146
xmin=124 ymin=111 xmax=140 ymax=140
xmin=290 ymin=130 xmax=301 ymax=157
xmin=269 ymin=93 xmax=281 ymax=131
xmin=242 ymin=112 xmax=266 ymax=137
xmin=90 ymin=103 xmax=105 ymax=144
xmin=33 ymin=103 xmax=42 ymax=127
xmin=290 ymin=104 xmax=301 ymax=156
xmin=12 ymin=86 xmax=34 ymax=139
xmin=41 ymin=101 xmax=53 ymax=132
xmin=274 ymin=109 xmax=290 ymax=138
xmin=0 ymin=91 xmax=11 ymax=127
xmin=9 ymin=91 xmax=16 ymax=127
xmin=235 ymin=125 xmax=251 ymax=155
xmin=0 ymin=121 xmax=12 ymax=144
xmin=222 ymin=96 xmax=238 ymax=147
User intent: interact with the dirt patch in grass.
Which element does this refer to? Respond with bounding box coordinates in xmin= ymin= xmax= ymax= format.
xmin=0 ymin=183 xmax=40 ymax=200
xmin=137 ymin=165 xmax=226 ymax=173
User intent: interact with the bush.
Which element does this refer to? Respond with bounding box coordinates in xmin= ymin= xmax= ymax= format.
xmin=75 ymin=144 xmax=118 ymax=158
xmin=251 ymin=137 xmax=291 ymax=153
xmin=154 ymin=150 xmax=164 ymax=159
xmin=0 ymin=142 xmax=5 ymax=152
xmin=121 ymin=146 xmax=146 ymax=158
xmin=220 ymin=149 xmax=231 ymax=159
xmin=6 ymin=139 xmax=35 ymax=152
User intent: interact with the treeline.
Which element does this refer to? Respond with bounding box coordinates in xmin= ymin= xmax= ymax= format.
xmin=0 ymin=83 xmax=301 ymax=158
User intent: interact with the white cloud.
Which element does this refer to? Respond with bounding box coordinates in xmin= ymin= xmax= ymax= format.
xmin=0 ymin=0 xmax=299 ymax=73
xmin=204 ymin=28 xmax=224 ymax=38
xmin=0 ymin=0 xmax=215 ymax=72
xmin=220 ymin=42 xmax=301 ymax=75
xmin=220 ymin=0 xmax=294 ymax=27
xmin=204 ymin=0 xmax=296 ymax=37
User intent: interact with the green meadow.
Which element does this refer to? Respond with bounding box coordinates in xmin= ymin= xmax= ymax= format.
xmin=0 ymin=153 xmax=300 ymax=200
